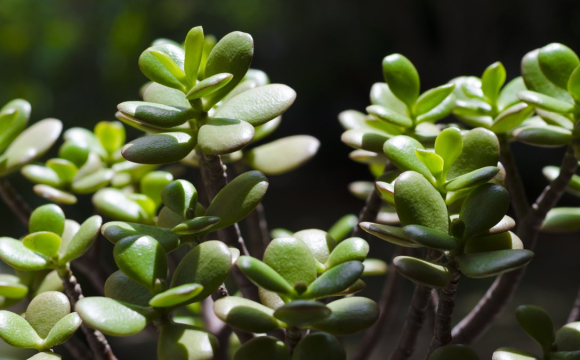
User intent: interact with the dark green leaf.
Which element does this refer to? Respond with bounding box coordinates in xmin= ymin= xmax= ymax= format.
xmin=113 ymin=236 xmax=167 ymax=290
xmin=312 ymin=297 xmax=379 ymax=335
xmin=414 ymin=83 xmax=455 ymax=116
xmin=105 ymin=270 xmax=152 ymax=307
xmin=122 ymin=132 xmax=196 ymax=164
xmin=393 ymin=256 xmax=454 ymax=288
xmin=367 ymin=105 xmax=413 ymax=128
xmin=341 ymin=129 xmax=390 ymax=153
xmin=518 ymin=91 xmax=574 ymax=114
xmin=237 ymin=256 xmax=296 ymax=296
xmin=161 ymin=180 xmax=198 ymax=219
xmin=158 ymin=322 xmax=218 ymax=360
xmin=538 ymin=43 xmax=580 ymax=89
xmin=513 ymin=125 xmax=573 ymax=147
xmin=149 ymin=283 xmax=204 ymax=308
xmin=542 ymin=208 xmax=580 ymax=233
xmin=359 ymin=222 xmax=419 ymax=248
xmin=460 ymin=184 xmax=510 ymax=238
xmin=273 ymin=300 xmax=331 ymax=327
xmin=515 ymin=305 xmax=555 ymax=353
xmin=456 ymin=249 xmax=534 ymax=278
xmin=302 ymin=261 xmax=364 ymax=299
xmin=292 ymin=332 xmax=346 ymax=360
xmin=172 ymin=216 xmax=221 ymax=235
xmin=491 ymin=103 xmax=535 ymax=134
xmin=234 ymin=336 xmax=289 ymax=360
xmin=213 ymin=296 xmax=282 ymax=333
xmin=445 ymin=166 xmax=499 ymax=192
xmin=402 ymin=225 xmax=458 ymax=250
xmin=383 ymin=136 xmax=434 ymax=183
xmin=101 ymin=221 xmax=180 ymax=252
xmin=447 ymin=128 xmax=499 ymax=179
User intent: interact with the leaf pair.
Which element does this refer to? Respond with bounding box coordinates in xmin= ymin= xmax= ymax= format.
xmin=0 ymin=205 xmax=102 ymax=270
xmin=0 ymin=291 xmax=81 ymax=351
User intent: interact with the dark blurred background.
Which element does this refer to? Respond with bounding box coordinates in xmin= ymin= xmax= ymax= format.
xmin=1 ymin=0 xmax=580 ymax=359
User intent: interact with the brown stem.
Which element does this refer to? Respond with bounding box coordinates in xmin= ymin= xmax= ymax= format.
xmin=58 ymin=266 xmax=117 ymax=360
xmin=62 ymin=333 xmax=94 ymax=360
xmin=353 ymin=247 xmax=406 ymax=360
xmin=451 ymin=145 xmax=578 ymax=344
xmin=0 ymin=177 xmax=31 ymax=227
xmin=285 ymin=327 xmax=303 ymax=355
xmin=425 ymin=289 xmax=439 ymax=334
xmin=389 ymin=250 xmax=439 ymax=360
xmin=568 ymin=284 xmax=580 ymax=323
xmin=246 ymin=203 xmax=270 ymax=258
xmin=499 ymin=137 xmax=530 ymax=221
xmin=426 ymin=272 xmax=461 ymax=357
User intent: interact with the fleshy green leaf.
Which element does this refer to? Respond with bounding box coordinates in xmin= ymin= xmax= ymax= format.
xmin=415 ymin=149 xmax=444 ymax=177
xmin=143 ymin=82 xmax=190 ymax=109
xmin=158 ymin=322 xmax=218 ymax=360
xmin=302 ymin=261 xmax=364 ymax=299
xmin=515 ymin=305 xmax=555 ymax=353
xmin=312 ymin=297 xmax=379 ymax=335
xmin=568 ymin=65 xmax=580 ymax=103
xmin=263 ymin=237 xmax=317 ymax=288
xmin=205 ymin=170 xmax=268 ymax=231
xmin=327 ymin=215 xmax=359 ymax=242
xmin=367 ymin=105 xmax=413 ymax=128
xmin=214 ymin=84 xmax=296 ymax=126
xmin=171 ymin=241 xmax=232 ymax=302
xmin=33 ymin=185 xmax=77 ymax=205
xmin=445 ymin=166 xmax=499 ymax=192
xmin=234 ymin=336 xmax=289 ymax=360
xmin=403 ymin=225 xmax=458 ymax=250
xmin=92 ymin=188 xmax=152 ymax=224
xmin=518 ymin=90 xmax=574 ymax=114
xmin=122 ymin=132 xmax=196 ymax=165
xmin=325 ymin=237 xmax=369 ymax=269
xmin=149 ymin=284 xmax=204 ymax=308
xmin=456 ymin=249 xmax=534 ymax=278
xmin=447 ymin=128 xmax=499 ymax=179
xmin=22 ymin=232 xmax=61 ymax=259
xmin=542 ymin=208 xmax=580 ymax=233
xmin=59 ymin=215 xmax=102 ymax=264
xmin=522 ymin=48 xmax=572 ymax=102
xmin=113 ymin=236 xmax=167 ymax=290
xmin=28 ymin=352 xmax=62 ymax=360
xmin=117 ymin=101 xmax=191 ymax=128
xmin=341 ymin=129 xmax=390 ymax=153
xmin=434 ymin=127 xmax=463 ymax=173
xmin=29 ymin=204 xmax=65 ymax=236
xmin=293 ymin=229 xmax=337 ymax=265
xmin=481 ymin=62 xmax=506 ymax=105
xmin=186 ymin=73 xmax=233 ymax=100
xmin=538 ymin=43 xmax=580 ymax=89
xmin=0 ymin=310 xmax=42 ymax=349
xmin=105 ymin=270 xmax=152 ymax=307
xmin=237 ymin=256 xmax=296 ymax=296
xmin=274 ymin=300 xmax=331 ymax=327
xmin=26 ymin=291 xmax=70 ymax=338
xmin=0 ymin=237 xmax=49 ymax=271
xmin=460 ymin=184 xmax=510 ymax=238
xmin=184 ymin=26 xmax=204 ymax=84
xmin=492 ymin=347 xmax=540 ymax=360
xmin=362 ymin=258 xmax=388 ymax=276
xmin=95 ymin=121 xmax=125 ymax=155
xmin=513 ymin=125 xmax=573 ymax=147
xmin=491 ymin=103 xmax=535 ymax=134
xmin=139 ymin=43 xmax=186 ymax=91
xmin=556 ymin=322 xmax=580 ymax=351
xmin=42 ymin=312 xmax=82 ymax=350
xmin=101 ymin=221 xmax=180 ymax=252
xmin=244 ymin=135 xmax=320 ymax=175
xmin=359 ymin=222 xmax=419 ymax=248
xmin=172 ymin=216 xmax=221 ymax=235
xmin=464 ymin=231 xmax=522 ymax=254
xmin=76 ymin=297 xmax=155 ymax=336
xmin=202 ymin=31 xmax=254 ymax=110
xmin=382 ymin=54 xmax=420 ymax=108
xmin=22 ymin=165 xmax=63 ymax=188
xmin=384 ymin=136 xmax=434 ymax=183
xmin=0 ymin=99 xmax=30 ymax=152
xmin=292 ymin=332 xmax=346 ymax=360
xmin=393 ymin=256 xmax=454 ymax=288
xmin=213 ymin=296 xmax=282 ymax=333
xmin=197 ymin=118 xmax=254 ymax=155
xmin=140 ymin=171 xmax=173 ymax=208
xmin=414 ymin=83 xmax=455 ymax=116
xmin=395 ymin=171 xmax=449 ymax=233
xmin=161 ymin=180 xmax=198 ymax=219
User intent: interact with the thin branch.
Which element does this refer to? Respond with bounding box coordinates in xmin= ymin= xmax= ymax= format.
xmin=353 ymin=247 xmax=406 ymax=360
xmin=285 ymin=327 xmax=303 ymax=356
xmin=388 ymin=250 xmax=439 ymax=360
xmin=246 ymin=203 xmax=270 ymax=258
xmin=426 ymin=271 xmax=461 ymax=357
xmin=425 ymin=289 xmax=438 ymax=333
xmin=451 ymin=145 xmax=578 ymax=344
xmin=568 ymin=285 xmax=580 ymax=323
xmin=57 ymin=266 xmax=117 ymax=360
xmin=499 ymin=137 xmax=530 ymax=220
xmin=0 ymin=177 xmax=31 ymax=227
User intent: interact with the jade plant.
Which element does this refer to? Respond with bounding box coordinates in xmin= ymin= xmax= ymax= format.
xmin=1 ymin=22 xmax=580 ymax=360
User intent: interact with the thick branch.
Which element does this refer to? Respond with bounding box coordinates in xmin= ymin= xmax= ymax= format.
xmin=58 ymin=266 xmax=117 ymax=360
xmin=426 ymin=272 xmax=461 ymax=357
xmin=0 ymin=177 xmax=31 ymax=227
xmin=353 ymin=247 xmax=405 ymax=360
xmin=451 ymin=145 xmax=578 ymax=344
xmin=285 ymin=327 xmax=303 ymax=356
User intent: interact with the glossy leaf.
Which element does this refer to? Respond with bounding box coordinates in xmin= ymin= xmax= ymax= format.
xmin=143 ymin=82 xmax=190 ymax=109
xmin=158 ymin=322 xmax=218 ymax=360
xmin=28 ymin=352 xmax=62 ymax=360
xmin=26 ymin=291 xmax=70 ymax=338
xmin=117 ymin=101 xmax=191 ymax=128
xmin=29 ymin=204 xmax=65 ymax=236
xmin=245 ymin=135 xmax=319 ymax=175
xmin=456 ymin=249 xmax=534 ymax=278
xmin=101 ymin=221 xmax=180 ymax=252
xmin=140 ymin=171 xmax=173 ymax=208
xmin=568 ymin=65 xmax=580 ymax=102
xmin=205 ymin=171 xmax=268 ymax=230
xmin=171 ymin=241 xmax=232 ymax=302
xmin=515 ymin=305 xmax=555 ymax=353
xmin=513 ymin=125 xmax=573 ymax=147
xmin=293 ymin=332 xmax=346 ymax=360
xmin=213 ymin=296 xmax=282 ymax=333
xmin=414 ymin=83 xmax=455 ymax=116
xmin=93 ymin=188 xmax=151 ymax=223
xmin=263 ymin=237 xmax=317 ymax=288
xmin=59 ymin=215 xmax=101 ymax=264
xmin=234 ymin=336 xmax=289 ymax=360
xmin=384 ymin=136 xmax=434 ymax=183
xmin=105 ymin=270 xmax=152 ymax=307
xmin=464 ymin=231 xmax=522 ymax=254
xmin=95 ymin=121 xmax=125 ymax=155
xmin=447 ymin=128 xmax=499 ymax=179
xmin=0 ymin=237 xmax=49 ymax=271
xmin=328 ymin=214 xmax=358 ymax=242
xmin=237 ymin=256 xmax=296 ymax=296
xmin=161 ymin=180 xmax=198 ymax=219
xmin=22 ymin=165 xmax=63 ymax=187
xmin=362 ymin=258 xmax=388 ymax=276
xmin=433 ymin=128 xmax=463 ymax=173
xmin=122 ymin=132 xmax=196 ymax=164
xmin=367 ymin=105 xmax=413 ymax=127
xmin=172 ymin=216 xmax=221 ymax=235
xmin=393 ymin=256 xmax=454 ymax=288
xmin=445 ymin=166 xmax=499 ymax=192
xmin=415 ymin=149 xmax=444 ymax=176
xmin=359 ymin=222 xmax=419 ymax=248
xmin=0 ymin=310 xmax=42 ymax=349
xmin=187 ymin=73 xmax=233 ymax=100
xmin=518 ymin=90 xmax=574 ymax=114
xmin=538 ymin=43 xmax=580 ymax=89
xmin=113 ymin=236 xmax=167 ymax=290
xmin=481 ymin=62 xmax=506 ymax=105
xmin=382 ymin=54 xmax=420 ymax=108
xmin=556 ymin=322 xmax=580 ymax=351
xmin=197 ymin=118 xmax=254 ymax=155
xmin=341 ymin=129 xmax=390 ymax=153
xmin=274 ymin=300 xmax=331 ymax=327
xmin=0 ymin=99 xmax=30 ymax=152
xmin=215 ymin=84 xmax=296 ymax=126
xmin=33 ymin=185 xmax=77 ymax=205
xmin=370 ymin=82 xmax=408 ymax=115
xmin=491 ymin=103 xmax=535 ymax=134
xmin=22 ymin=232 xmax=60 ymax=259
xmin=403 ymin=225 xmax=457 ymax=250
xmin=76 ymin=297 xmax=155 ymax=336
xmin=203 ymin=31 xmax=254 ymax=110
xmin=522 ymin=48 xmax=572 ymax=102
xmin=460 ymin=184 xmax=510 ymax=238
xmin=293 ymin=229 xmax=337 ymax=264
xmin=184 ymin=26 xmax=204 ymax=84
xmin=139 ymin=43 xmax=186 ymax=91
xmin=542 ymin=208 xmax=580 ymax=233
xmin=312 ymin=297 xmax=379 ymax=335
xmin=326 ymin=237 xmax=369 ymax=269
xmin=395 ymin=171 xmax=449 ymax=232
xmin=149 ymin=283 xmax=204 ymax=308
xmin=303 ymin=261 xmax=364 ymax=299
xmin=42 ymin=312 xmax=82 ymax=349
xmin=492 ymin=347 xmax=540 ymax=360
